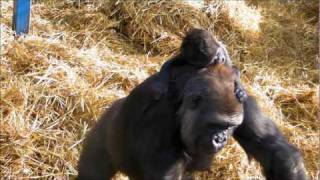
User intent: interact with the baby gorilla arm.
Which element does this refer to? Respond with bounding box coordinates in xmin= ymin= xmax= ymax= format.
xmin=149 ymin=59 xmax=173 ymax=99
xmin=231 ymin=66 xmax=247 ymax=102
xmin=233 ymin=96 xmax=307 ymax=180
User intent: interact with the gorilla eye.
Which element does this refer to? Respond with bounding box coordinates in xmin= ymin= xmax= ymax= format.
xmin=191 ymin=95 xmax=202 ymax=108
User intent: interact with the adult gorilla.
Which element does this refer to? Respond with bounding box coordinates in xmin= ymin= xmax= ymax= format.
xmin=77 ymin=64 xmax=307 ymax=180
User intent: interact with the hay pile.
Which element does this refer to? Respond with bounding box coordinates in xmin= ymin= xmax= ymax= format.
xmin=1 ymin=0 xmax=318 ymax=179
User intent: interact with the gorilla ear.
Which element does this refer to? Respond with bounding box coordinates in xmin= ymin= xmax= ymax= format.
xmin=232 ymin=66 xmax=240 ymax=78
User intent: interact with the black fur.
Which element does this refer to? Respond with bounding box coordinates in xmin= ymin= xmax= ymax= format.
xmin=78 ymin=65 xmax=243 ymax=180
xmin=77 ymin=66 xmax=307 ymax=180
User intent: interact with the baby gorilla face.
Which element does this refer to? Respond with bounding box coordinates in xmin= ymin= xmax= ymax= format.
xmin=179 ymin=65 xmax=243 ymax=156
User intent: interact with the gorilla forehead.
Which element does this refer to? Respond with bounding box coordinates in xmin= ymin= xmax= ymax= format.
xmin=183 ymin=65 xmax=235 ymax=97
xmin=182 ymin=65 xmax=243 ymax=116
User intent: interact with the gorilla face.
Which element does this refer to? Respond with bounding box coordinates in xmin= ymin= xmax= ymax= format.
xmin=178 ymin=65 xmax=243 ymax=156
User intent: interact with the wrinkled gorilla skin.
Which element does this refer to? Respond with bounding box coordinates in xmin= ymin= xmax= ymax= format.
xmin=77 ymin=65 xmax=307 ymax=180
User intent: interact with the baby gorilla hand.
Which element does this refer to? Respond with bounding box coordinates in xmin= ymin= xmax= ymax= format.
xmin=212 ymin=129 xmax=228 ymax=152
xmin=234 ymin=84 xmax=248 ymax=103
xmin=232 ymin=67 xmax=248 ymax=103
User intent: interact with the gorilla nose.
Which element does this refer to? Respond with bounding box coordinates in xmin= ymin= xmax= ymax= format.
xmin=214 ymin=113 xmax=244 ymax=127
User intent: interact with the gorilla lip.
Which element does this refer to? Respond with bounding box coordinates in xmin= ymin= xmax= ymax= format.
xmin=211 ymin=129 xmax=228 ymax=152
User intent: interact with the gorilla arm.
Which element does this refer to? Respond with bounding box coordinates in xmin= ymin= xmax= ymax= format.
xmin=233 ymin=96 xmax=307 ymax=180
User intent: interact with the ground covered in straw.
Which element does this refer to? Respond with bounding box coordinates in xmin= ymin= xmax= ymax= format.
xmin=0 ymin=0 xmax=318 ymax=179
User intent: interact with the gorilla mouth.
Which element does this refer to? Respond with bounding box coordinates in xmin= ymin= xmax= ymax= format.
xmin=211 ymin=129 xmax=228 ymax=152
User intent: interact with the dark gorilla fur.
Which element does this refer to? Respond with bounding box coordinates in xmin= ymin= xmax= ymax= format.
xmin=77 ymin=65 xmax=307 ymax=180
xmin=234 ymin=98 xmax=308 ymax=180
xmin=77 ymin=65 xmax=243 ymax=179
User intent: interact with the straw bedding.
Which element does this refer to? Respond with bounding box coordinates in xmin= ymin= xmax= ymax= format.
xmin=0 ymin=0 xmax=318 ymax=179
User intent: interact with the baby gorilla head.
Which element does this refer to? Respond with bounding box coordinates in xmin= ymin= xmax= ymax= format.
xmin=180 ymin=28 xmax=231 ymax=67
xmin=178 ymin=64 xmax=244 ymax=158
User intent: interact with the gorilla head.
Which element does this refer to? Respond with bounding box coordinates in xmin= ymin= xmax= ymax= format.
xmin=178 ymin=64 xmax=243 ymax=168
xmin=180 ymin=28 xmax=232 ymax=67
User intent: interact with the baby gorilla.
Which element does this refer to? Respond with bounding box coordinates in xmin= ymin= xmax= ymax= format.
xmin=155 ymin=28 xmax=247 ymax=102
xmin=77 ymin=64 xmax=244 ymax=180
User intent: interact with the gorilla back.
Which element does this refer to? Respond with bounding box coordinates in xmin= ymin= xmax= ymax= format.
xmin=77 ymin=64 xmax=244 ymax=180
